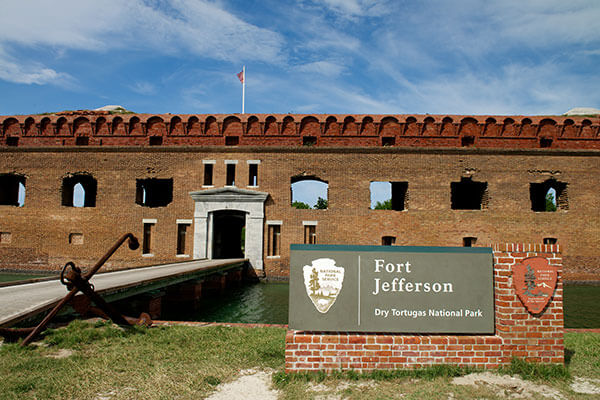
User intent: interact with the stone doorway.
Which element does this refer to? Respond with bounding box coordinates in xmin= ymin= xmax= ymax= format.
xmin=212 ymin=210 xmax=246 ymax=259
xmin=190 ymin=187 xmax=268 ymax=270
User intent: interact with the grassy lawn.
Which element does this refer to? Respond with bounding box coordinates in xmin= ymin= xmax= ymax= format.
xmin=1 ymin=322 xmax=599 ymax=399
xmin=0 ymin=273 xmax=51 ymax=283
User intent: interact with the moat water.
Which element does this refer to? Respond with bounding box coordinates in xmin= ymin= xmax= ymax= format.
xmin=161 ymin=282 xmax=290 ymax=324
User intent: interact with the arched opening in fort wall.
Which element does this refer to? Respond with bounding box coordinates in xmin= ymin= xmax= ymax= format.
xmin=190 ymin=188 xmax=268 ymax=271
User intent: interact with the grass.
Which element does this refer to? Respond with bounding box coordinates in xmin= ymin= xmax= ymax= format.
xmin=0 ymin=320 xmax=285 ymax=399
xmin=0 ymin=272 xmax=50 ymax=283
xmin=1 ymin=322 xmax=599 ymax=399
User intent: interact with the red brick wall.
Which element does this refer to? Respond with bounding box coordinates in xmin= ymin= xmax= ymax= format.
xmin=285 ymin=244 xmax=563 ymax=371
xmin=1 ymin=112 xmax=599 ymax=150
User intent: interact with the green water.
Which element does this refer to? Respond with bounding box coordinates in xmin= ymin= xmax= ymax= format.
xmin=564 ymin=284 xmax=600 ymax=329
xmin=0 ymin=272 xmax=51 ymax=283
xmin=160 ymin=282 xmax=599 ymax=328
xmin=162 ymin=282 xmax=289 ymax=324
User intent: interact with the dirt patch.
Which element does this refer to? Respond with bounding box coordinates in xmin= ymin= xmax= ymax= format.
xmin=206 ymin=369 xmax=279 ymax=400
xmin=452 ymin=372 xmax=565 ymax=399
xmin=45 ymin=348 xmax=74 ymax=359
xmin=571 ymin=377 xmax=600 ymax=394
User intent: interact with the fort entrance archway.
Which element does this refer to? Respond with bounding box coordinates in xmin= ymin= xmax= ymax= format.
xmin=190 ymin=188 xmax=268 ymax=270
xmin=212 ymin=210 xmax=245 ymax=259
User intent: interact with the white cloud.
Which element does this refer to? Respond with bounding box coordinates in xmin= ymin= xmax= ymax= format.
xmin=295 ymin=61 xmax=345 ymax=77
xmin=129 ymin=81 xmax=157 ymax=95
xmin=0 ymin=46 xmax=73 ymax=85
xmin=0 ymin=0 xmax=285 ymax=85
xmin=313 ymin=0 xmax=388 ymax=19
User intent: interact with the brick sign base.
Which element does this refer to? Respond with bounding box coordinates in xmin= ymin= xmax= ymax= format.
xmin=285 ymin=244 xmax=564 ymax=372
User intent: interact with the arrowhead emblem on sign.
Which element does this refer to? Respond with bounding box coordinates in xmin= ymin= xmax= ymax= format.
xmin=303 ymin=258 xmax=344 ymax=314
xmin=512 ymin=257 xmax=557 ymax=314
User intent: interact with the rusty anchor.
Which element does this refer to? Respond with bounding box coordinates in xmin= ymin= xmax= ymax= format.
xmin=0 ymin=233 xmax=152 ymax=346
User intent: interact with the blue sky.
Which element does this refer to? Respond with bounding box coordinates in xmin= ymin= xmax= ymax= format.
xmin=0 ymin=0 xmax=599 ymax=116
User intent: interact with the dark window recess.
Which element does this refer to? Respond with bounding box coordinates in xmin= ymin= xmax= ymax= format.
xmin=302 ymin=136 xmax=317 ymax=146
xmin=75 ymin=137 xmax=89 ymax=146
xmin=304 ymin=225 xmax=316 ymax=244
xmin=530 ymin=179 xmax=568 ymax=212
xmin=451 ymin=177 xmax=488 ymax=210
xmin=149 ymin=136 xmax=163 ymax=146
xmin=249 ymin=164 xmax=258 ymax=186
xmin=0 ymin=174 xmax=26 ymax=206
xmin=177 ymin=224 xmax=189 ymax=255
xmin=226 ymin=164 xmax=236 ymax=186
xmin=391 ymin=182 xmax=408 ymax=211
xmin=62 ymin=174 xmax=97 ymax=207
xmin=543 ymin=237 xmax=557 ymax=245
xmin=461 ymin=136 xmax=475 ymax=147
xmin=203 ymin=164 xmax=214 ymax=186
xmin=142 ymin=223 xmax=153 ymax=254
xmin=267 ymin=225 xmax=281 ymax=256
xmin=136 ymin=178 xmax=173 ymax=207
xmin=382 ymin=236 xmax=396 ymax=246
xmin=540 ymin=138 xmax=553 ymax=148
xmin=225 ymin=136 xmax=239 ymax=146
xmin=6 ymin=137 xmax=18 ymax=146
xmin=463 ymin=237 xmax=477 ymax=247
xmin=382 ymin=137 xmax=395 ymax=146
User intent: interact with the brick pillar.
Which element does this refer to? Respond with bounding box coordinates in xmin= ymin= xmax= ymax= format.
xmin=165 ymin=280 xmax=203 ymax=310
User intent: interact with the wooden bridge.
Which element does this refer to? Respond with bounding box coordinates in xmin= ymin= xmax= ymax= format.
xmin=0 ymin=258 xmax=247 ymax=327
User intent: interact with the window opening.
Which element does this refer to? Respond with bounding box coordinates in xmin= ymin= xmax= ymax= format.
xmin=69 ymin=233 xmax=84 ymax=245
xmin=203 ymin=163 xmax=214 ymax=186
xmin=267 ymin=224 xmax=281 ymax=256
xmin=6 ymin=137 xmax=18 ymax=146
xmin=370 ymin=181 xmax=407 ymax=210
xmin=382 ymin=236 xmax=395 ymax=246
xmin=451 ymin=177 xmax=488 ymax=210
xmin=291 ymin=176 xmax=328 ymax=209
xmin=304 ymin=225 xmax=317 ymax=244
xmin=62 ymin=174 xmax=97 ymax=207
xmin=143 ymin=222 xmax=154 ymax=254
xmin=248 ymin=164 xmax=258 ymax=187
xmin=225 ymin=136 xmax=239 ymax=146
xmin=75 ymin=137 xmax=89 ymax=146
xmin=461 ymin=136 xmax=475 ymax=147
xmin=177 ymin=223 xmax=190 ymax=255
xmin=136 ymin=178 xmax=173 ymax=207
xmin=530 ymin=180 xmax=567 ymax=212
xmin=149 ymin=136 xmax=163 ymax=146
xmin=463 ymin=237 xmax=477 ymax=247
xmin=302 ymin=136 xmax=317 ymax=146
xmin=0 ymin=232 xmax=12 ymax=244
xmin=381 ymin=137 xmax=395 ymax=146
xmin=0 ymin=174 xmax=26 ymax=207
xmin=226 ymin=164 xmax=236 ymax=186
xmin=543 ymin=237 xmax=557 ymax=245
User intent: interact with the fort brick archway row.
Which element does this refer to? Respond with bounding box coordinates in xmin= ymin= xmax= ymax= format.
xmin=0 ymin=112 xmax=598 ymax=281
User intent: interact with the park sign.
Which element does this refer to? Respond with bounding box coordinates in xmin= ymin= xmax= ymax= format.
xmin=289 ymin=244 xmax=494 ymax=334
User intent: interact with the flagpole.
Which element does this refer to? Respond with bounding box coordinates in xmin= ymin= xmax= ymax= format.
xmin=242 ymin=65 xmax=245 ymax=114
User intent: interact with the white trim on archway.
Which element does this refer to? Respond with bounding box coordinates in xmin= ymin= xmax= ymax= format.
xmin=190 ymin=187 xmax=268 ymax=270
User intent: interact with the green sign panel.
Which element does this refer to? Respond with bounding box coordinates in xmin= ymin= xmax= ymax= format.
xmin=289 ymin=244 xmax=494 ymax=334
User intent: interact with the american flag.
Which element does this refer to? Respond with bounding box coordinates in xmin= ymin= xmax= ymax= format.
xmin=237 ymin=69 xmax=244 ymax=84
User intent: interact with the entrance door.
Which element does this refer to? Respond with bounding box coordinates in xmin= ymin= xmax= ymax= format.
xmin=212 ymin=210 xmax=246 ymax=259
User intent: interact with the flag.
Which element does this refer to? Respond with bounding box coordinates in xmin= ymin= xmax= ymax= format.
xmin=237 ymin=70 xmax=244 ymax=84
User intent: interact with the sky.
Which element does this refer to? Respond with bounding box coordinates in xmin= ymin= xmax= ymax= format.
xmin=0 ymin=0 xmax=599 ymax=116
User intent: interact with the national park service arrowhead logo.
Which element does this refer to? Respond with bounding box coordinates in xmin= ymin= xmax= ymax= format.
xmin=512 ymin=257 xmax=557 ymax=314
xmin=303 ymin=258 xmax=344 ymax=313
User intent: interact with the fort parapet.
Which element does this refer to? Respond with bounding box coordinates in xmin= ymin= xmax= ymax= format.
xmin=1 ymin=113 xmax=599 ymax=149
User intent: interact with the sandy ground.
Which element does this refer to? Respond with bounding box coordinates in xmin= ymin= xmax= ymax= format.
xmin=206 ymin=369 xmax=279 ymax=400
